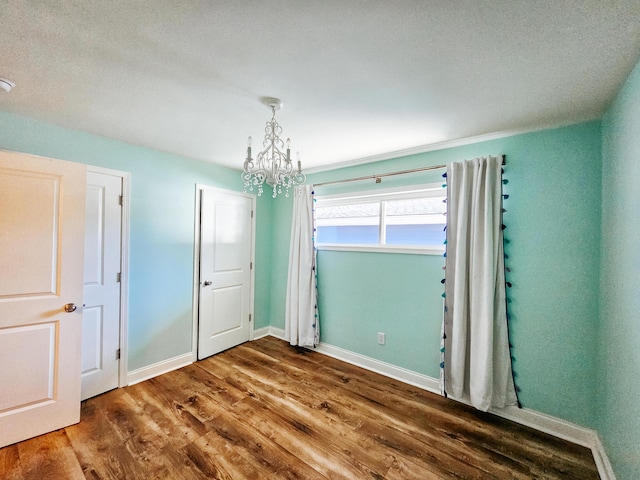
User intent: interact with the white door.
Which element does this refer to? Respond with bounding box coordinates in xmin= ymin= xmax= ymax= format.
xmin=0 ymin=150 xmax=86 ymax=448
xmin=81 ymin=170 xmax=123 ymax=400
xmin=198 ymin=187 xmax=254 ymax=360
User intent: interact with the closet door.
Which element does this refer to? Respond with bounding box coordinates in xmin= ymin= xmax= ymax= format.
xmin=81 ymin=169 xmax=123 ymax=400
xmin=198 ymin=187 xmax=254 ymax=359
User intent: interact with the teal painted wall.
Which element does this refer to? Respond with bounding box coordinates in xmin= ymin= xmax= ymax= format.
xmin=600 ymin=59 xmax=640 ymax=480
xmin=269 ymin=122 xmax=602 ymax=428
xmin=0 ymin=112 xmax=270 ymax=370
xmin=318 ymin=251 xmax=445 ymax=376
xmin=253 ymin=193 xmax=274 ymax=330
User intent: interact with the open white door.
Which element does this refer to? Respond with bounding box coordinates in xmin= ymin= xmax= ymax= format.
xmin=197 ymin=187 xmax=254 ymax=360
xmin=0 ymin=150 xmax=86 ymax=448
xmin=81 ymin=170 xmax=123 ymax=400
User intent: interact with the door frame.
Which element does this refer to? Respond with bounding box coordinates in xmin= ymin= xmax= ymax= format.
xmin=192 ymin=185 xmax=256 ymax=358
xmin=86 ymin=165 xmax=131 ymax=388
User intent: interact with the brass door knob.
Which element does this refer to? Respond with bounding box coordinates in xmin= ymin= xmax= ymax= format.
xmin=64 ymin=303 xmax=77 ymax=313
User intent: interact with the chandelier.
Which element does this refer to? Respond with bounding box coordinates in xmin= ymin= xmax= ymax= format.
xmin=242 ymin=97 xmax=305 ymax=198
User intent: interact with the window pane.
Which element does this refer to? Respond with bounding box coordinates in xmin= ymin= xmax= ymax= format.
xmin=384 ymin=197 xmax=446 ymax=246
xmin=316 ymin=202 xmax=380 ymax=244
xmin=386 ymin=224 xmax=445 ymax=245
xmin=316 ymin=225 xmax=380 ymax=244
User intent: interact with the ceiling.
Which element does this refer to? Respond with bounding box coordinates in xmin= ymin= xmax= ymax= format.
xmin=0 ymin=1 xmax=639 ymax=171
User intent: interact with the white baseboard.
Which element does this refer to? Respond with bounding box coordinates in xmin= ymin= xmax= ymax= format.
xmin=278 ymin=336 xmax=615 ymax=480
xmin=489 ymin=404 xmax=595 ymax=447
xmin=488 ymin=405 xmax=615 ymax=479
xmin=126 ymin=352 xmax=194 ymax=386
xmin=253 ymin=325 xmax=286 ymax=340
xmin=312 ymin=341 xmax=441 ymax=395
xmin=126 ymin=327 xmax=280 ymax=386
xmin=252 ymin=326 xmax=271 ymax=339
xmin=591 ymin=433 xmax=617 ymax=480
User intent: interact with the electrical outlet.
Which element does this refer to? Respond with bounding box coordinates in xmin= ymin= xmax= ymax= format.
xmin=377 ymin=332 xmax=386 ymax=345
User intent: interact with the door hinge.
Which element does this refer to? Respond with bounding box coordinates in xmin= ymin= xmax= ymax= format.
xmin=251 ymin=210 xmax=254 ymax=218
xmin=119 ymin=195 xmax=123 ymax=206
xmin=116 ymin=348 xmax=121 ymax=360
xmin=250 ymin=262 xmax=253 ymax=270
xmin=249 ymin=314 xmax=252 ymax=322
xmin=116 ymin=272 xmax=121 ymax=283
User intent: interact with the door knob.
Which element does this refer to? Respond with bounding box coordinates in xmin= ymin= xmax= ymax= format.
xmin=203 ymin=280 xmax=212 ymax=286
xmin=64 ymin=303 xmax=77 ymax=313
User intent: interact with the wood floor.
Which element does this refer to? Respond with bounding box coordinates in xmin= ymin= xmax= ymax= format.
xmin=0 ymin=336 xmax=599 ymax=479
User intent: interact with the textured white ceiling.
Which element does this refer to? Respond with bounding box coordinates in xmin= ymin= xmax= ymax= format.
xmin=0 ymin=1 xmax=639 ymax=171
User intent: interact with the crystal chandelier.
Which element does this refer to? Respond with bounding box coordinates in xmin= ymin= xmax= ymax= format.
xmin=242 ymin=97 xmax=305 ymax=198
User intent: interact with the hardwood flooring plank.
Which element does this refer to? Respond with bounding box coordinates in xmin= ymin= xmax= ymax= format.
xmin=181 ymin=436 xmax=253 ymax=480
xmin=202 ymin=345 xmax=368 ymax=430
xmin=98 ymin=388 xmax=173 ymax=472
xmin=0 ymin=444 xmax=22 ymax=480
xmin=220 ymin=344 xmax=511 ymax=476
xmin=0 ymin=336 xmax=600 ymax=480
xmin=124 ymin=380 xmax=210 ymax=449
xmin=71 ymin=386 xmax=203 ymax=480
xmin=320 ymin=360 xmax=598 ymax=477
xmin=212 ymin=342 xmax=563 ymax=479
xmin=200 ymin=349 xmax=480 ymax=478
xmin=436 ymin=412 xmax=598 ymax=479
xmin=15 ymin=429 xmax=85 ymax=480
xmin=152 ymin=363 xmax=246 ymax=416
xmin=248 ymin=339 xmax=598 ymax=478
xmin=232 ymin=396 xmax=392 ymax=479
xmin=202 ymin=353 xmax=399 ymax=475
xmin=358 ymin=417 xmax=529 ymax=479
xmin=239 ymin=338 xmax=598 ymax=478
xmin=201 ymin=406 xmax=329 ymax=479
xmin=385 ymin=455 xmax=461 ymax=480
xmin=469 ymin=409 xmax=598 ymax=472
xmin=199 ymin=349 xmax=394 ymax=477
xmin=66 ymin=392 xmax=156 ymax=480
xmin=154 ymin=442 xmax=211 ymax=480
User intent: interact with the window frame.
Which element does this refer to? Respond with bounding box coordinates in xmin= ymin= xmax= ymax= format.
xmin=314 ymin=183 xmax=446 ymax=255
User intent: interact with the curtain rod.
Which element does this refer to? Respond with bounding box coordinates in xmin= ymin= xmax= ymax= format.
xmin=313 ymin=154 xmax=505 ymax=188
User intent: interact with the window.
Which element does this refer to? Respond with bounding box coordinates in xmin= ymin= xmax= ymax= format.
xmin=315 ymin=183 xmax=446 ymax=254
